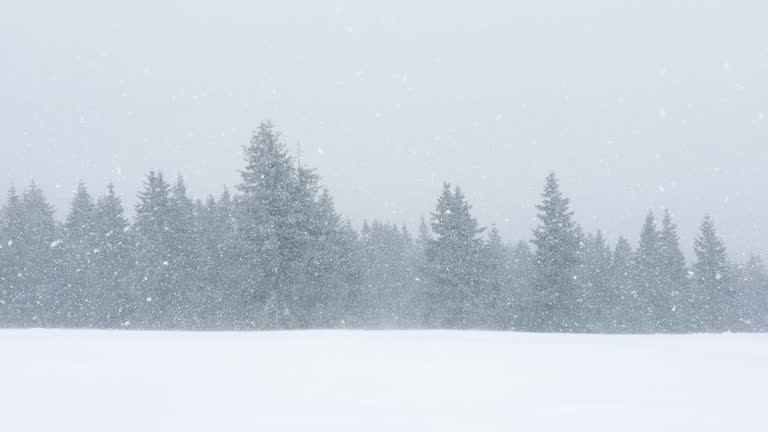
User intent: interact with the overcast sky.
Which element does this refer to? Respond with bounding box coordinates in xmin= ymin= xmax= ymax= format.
xmin=1 ymin=0 xmax=767 ymax=259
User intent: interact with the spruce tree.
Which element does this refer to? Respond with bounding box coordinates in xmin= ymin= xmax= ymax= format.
xmin=732 ymin=255 xmax=768 ymax=331
xmin=235 ymin=121 xmax=358 ymax=329
xmin=358 ymin=220 xmax=418 ymax=327
xmin=657 ymin=209 xmax=688 ymax=331
xmin=530 ymin=173 xmax=581 ymax=332
xmin=0 ymin=183 xmax=60 ymax=327
xmin=300 ymin=189 xmax=360 ymax=327
xmin=61 ymin=182 xmax=98 ymax=326
xmin=610 ymin=236 xmax=635 ymax=332
xmin=422 ymin=183 xmax=485 ymax=328
xmin=508 ymin=241 xmax=535 ymax=330
xmin=193 ymin=188 xmax=245 ymax=329
xmin=92 ymin=183 xmax=130 ymax=327
xmin=166 ymin=175 xmax=199 ymax=327
xmin=480 ymin=226 xmax=510 ymax=329
xmin=23 ymin=183 xmax=59 ymax=326
xmin=633 ymin=211 xmax=661 ymax=332
xmin=132 ymin=171 xmax=174 ymax=328
xmin=0 ymin=187 xmax=24 ymax=326
xmin=236 ymin=121 xmax=299 ymax=328
xmin=692 ymin=215 xmax=731 ymax=331
xmin=580 ymin=230 xmax=612 ymax=332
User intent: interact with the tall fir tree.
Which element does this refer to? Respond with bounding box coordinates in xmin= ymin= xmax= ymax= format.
xmin=657 ymin=209 xmax=688 ymax=331
xmin=131 ymin=171 xmax=174 ymax=328
xmin=610 ymin=236 xmax=635 ymax=332
xmin=422 ymin=183 xmax=485 ymax=328
xmin=692 ymin=215 xmax=731 ymax=331
xmin=358 ymin=219 xmax=419 ymax=328
xmin=301 ymin=190 xmax=360 ymax=327
xmin=580 ymin=230 xmax=612 ymax=332
xmin=166 ymin=175 xmax=200 ymax=327
xmin=0 ymin=187 xmax=23 ymax=325
xmin=236 ymin=121 xmax=299 ymax=328
xmin=530 ymin=173 xmax=582 ymax=332
xmin=235 ymin=120 xmax=358 ymax=329
xmin=480 ymin=226 xmax=511 ymax=329
xmin=92 ymin=183 xmax=131 ymax=327
xmin=0 ymin=183 xmax=60 ymax=326
xmin=61 ymin=182 xmax=98 ymax=326
xmin=732 ymin=255 xmax=768 ymax=331
xmin=507 ymin=241 xmax=535 ymax=330
xmin=633 ymin=211 xmax=661 ymax=332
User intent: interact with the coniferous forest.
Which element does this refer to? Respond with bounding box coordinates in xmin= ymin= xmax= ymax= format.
xmin=1 ymin=121 xmax=766 ymax=333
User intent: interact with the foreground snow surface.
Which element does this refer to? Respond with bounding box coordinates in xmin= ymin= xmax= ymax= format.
xmin=2 ymin=331 xmax=767 ymax=431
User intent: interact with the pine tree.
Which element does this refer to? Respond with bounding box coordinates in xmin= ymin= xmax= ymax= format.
xmin=732 ymin=255 xmax=768 ymax=331
xmin=657 ymin=209 xmax=688 ymax=331
xmin=192 ymin=188 xmax=247 ymax=329
xmin=508 ymin=241 xmax=535 ymax=330
xmin=235 ymin=121 xmax=358 ymax=329
xmin=610 ymin=236 xmax=635 ymax=332
xmin=422 ymin=183 xmax=485 ymax=328
xmin=530 ymin=173 xmax=582 ymax=332
xmin=0 ymin=187 xmax=24 ymax=325
xmin=633 ymin=211 xmax=660 ymax=332
xmin=61 ymin=182 xmax=98 ymax=326
xmin=166 ymin=175 xmax=199 ymax=327
xmin=416 ymin=216 xmax=432 ymax=248
xmin=92 ymin=183 xmax=130 ymax=327
xmin=580 ymin=230 xmax=612 ymax=332
xmin=236 ymin=121 xmax=299 ymax=328
xmin=480 ymin=226 xmax=510 ymax=329
xmin=358 ymin=220 xmax=419 ymax=327
xmin=131 ymin=171 xmax=174 ymax=328
xmin=692 ymin=215 xmax=731 ymax=331
xmin=2 ymin=183 xmax=60 ymax=326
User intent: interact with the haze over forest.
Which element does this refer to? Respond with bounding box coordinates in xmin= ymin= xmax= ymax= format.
xmin=1 ymin=1 xmax=767 ymax=257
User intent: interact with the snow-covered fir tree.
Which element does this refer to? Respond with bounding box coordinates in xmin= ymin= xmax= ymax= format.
xmin=692 ymin=215 xmax=731 ymax=332
xmin=92 ymin=183 xmax=131 ymax=327
xmin=61 ymin=181 xmax=98 ymax=327
xmin=422 ymin=183 xmax=485 ymax=328
xmin=580 ymin=230 xmax=612 ymax=332
xmin=131 ymin=171 xmax=175 ymax=328
xmin=530 ymin=173 xmax=582 ymax=332
xmin=609 ymin=236 xmax=635 ymax=332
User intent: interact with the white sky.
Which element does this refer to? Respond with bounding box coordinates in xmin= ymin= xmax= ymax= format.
xmin=1 ymin=0 xmax=767 ymax=259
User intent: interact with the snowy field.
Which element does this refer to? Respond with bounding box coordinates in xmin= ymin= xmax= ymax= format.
xmin=2 ymin=330 xmax=767 ymax=431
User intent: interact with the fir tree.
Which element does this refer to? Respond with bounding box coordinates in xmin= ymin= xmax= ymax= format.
xmin=692 ymin=215 xmax=731 ymax=331
xmin=508 ymin=241 xmax=535 ymax=330
xmin=530 ymin=173 xmax=582 ymax=332
xmin=580 ymin=230 xmax=612 ymax=332
xmin=633 ymin=211 xmax=660 ymax=332
xmin=422 ymin=183 xmax=485 ymax=328
xmin=480 ymin=226 xmax=511 ymax=329
xmin=235 ymin=121 xmax=358 ymax=329
xmin=657 ymin=209 xmax=688 ymax=331
xmin=236 ymin=121 xmax=299 ymax=328
xmin=131 ymin=171 xmax=174 ymax=328
xmin=61 ymin=182 xmax=98 ymax=326
xmin=166 ymin=175 xmax=199 ymax=327
xmin=610 ymin=236 xmax=635 ymax=332
xmin=0 ymin=187 xmax=24 ymax=325
xmin=358 ymin=219 xmax=419 ymax=327
xmin=92 ymin=183 xmax=130 ymax=327
xmin=1 ymin=183 xmax=60 ymax=326
xmin=732 ymin=255 xmax=768 ymax=331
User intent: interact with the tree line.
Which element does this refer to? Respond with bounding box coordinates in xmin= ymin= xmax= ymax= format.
xmin=1 ymin=121 xmax=766 ymax=332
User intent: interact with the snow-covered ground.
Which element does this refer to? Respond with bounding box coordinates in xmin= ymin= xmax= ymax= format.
xmin=1 ymin=330 xmax=766 ymax=431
